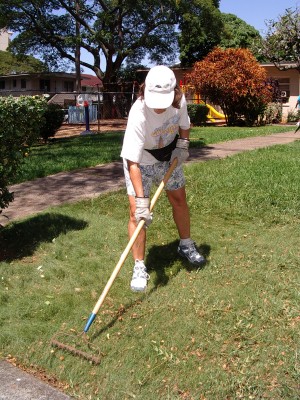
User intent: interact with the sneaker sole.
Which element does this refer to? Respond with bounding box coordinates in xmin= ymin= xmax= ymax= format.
xmin=131 ymin=285 xmax=147 ymax=292
xmin=177 ymin=249 xmax=206 ymax=266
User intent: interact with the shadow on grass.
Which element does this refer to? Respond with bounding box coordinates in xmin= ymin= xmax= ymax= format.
xmin=0 ymin=213 xmax=88 ymax=262
xmin=91 ymin=240 xmax=211 ymax=341
xmin=146 ymin=240 xmax=211 ymax=287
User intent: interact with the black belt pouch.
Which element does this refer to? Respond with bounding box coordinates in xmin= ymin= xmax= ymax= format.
xmin=145 ymin=135 xmax=178 ymax=162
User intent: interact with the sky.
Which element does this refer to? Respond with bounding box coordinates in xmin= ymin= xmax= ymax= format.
xmin=219 ymin=0 xmax=299 ymax=35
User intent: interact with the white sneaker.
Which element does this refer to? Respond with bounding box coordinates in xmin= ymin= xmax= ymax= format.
xmin=130 ymin=260 xmax=150 ymax=292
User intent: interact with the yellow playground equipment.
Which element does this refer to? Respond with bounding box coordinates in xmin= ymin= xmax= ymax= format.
xmin=180 ymin=82 xmax=225 ymax=122
xmin=193 ymin=93 xmax=225 ymax=122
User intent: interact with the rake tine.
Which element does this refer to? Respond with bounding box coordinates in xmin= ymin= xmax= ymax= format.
xmin=50 ymin=338 xmax=101 ymax=365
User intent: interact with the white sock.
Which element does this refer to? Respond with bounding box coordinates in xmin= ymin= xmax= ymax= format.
xmin=179 ymin=238 xmax=193 ymax=246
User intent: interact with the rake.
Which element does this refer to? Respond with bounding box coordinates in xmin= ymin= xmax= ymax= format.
xmin=50 ymin=158 xmax=178 ymax=362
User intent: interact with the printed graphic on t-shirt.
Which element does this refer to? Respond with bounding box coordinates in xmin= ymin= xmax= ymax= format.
xmin=151 ymin=115 xmax=180 ymax=148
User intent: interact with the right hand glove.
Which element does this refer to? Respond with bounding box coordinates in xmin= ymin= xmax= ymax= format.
xmin=135 ymin=197 xmax=153 ymax=227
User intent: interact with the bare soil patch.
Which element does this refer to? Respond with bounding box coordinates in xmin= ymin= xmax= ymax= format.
xmin=55 ymin=119 xmax=127 ymax=138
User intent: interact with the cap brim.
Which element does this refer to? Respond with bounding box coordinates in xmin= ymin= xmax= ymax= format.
xmin=144 ymin=87 xmax=174 ymax=109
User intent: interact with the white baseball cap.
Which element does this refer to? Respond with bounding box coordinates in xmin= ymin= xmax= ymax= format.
xmin=144 ymin=65 xmax=176 ymax=109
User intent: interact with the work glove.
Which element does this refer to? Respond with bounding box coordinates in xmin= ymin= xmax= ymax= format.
xmin=135 ymin=197 xmax=153 ymax=227
xmin=170 ymin=138 xmax=190 ymax=166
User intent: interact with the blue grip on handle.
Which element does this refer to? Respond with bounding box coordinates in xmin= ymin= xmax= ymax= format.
xmin=84 ymin=313 xmax=96 ymax=333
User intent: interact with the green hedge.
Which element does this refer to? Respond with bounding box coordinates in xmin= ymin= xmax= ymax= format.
xmin=0 ymin=96 xmax=47 ymax=214
xmin=39 ymin=103 xmax=65 ymax=141
xmin=187 ymin=103 xmax=209 ymax=126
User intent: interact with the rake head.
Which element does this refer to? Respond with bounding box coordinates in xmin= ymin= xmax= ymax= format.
xmin=50 ymin=330 xmax=102 ymax=365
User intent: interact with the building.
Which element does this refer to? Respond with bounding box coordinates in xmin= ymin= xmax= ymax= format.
xmin=0 ymin=29 xmax=103 ymax=106
xmin=0 ymin=29 xmax=13 ymax=51
xmin=47 ymin=73 xmax=103 ymax=106
xmin=261 ymin=62 xmax=300 ymax=120
xmin=172 ymin=64 xmax=300 ymax=122
xmin=0 ymin=71 xmax=103 ymax=107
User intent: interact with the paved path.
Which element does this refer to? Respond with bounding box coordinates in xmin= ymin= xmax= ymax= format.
xmin=0 ymin=129 xmax=299 ymax=399
xmin=1 ymin=130 xmax=299 ymax=227
xmin=0 ymin=360 xmax=72 ymax=399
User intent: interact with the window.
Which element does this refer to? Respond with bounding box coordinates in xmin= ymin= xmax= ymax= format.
xmin=64 ymin=81 xmax=74 ymax=92
xmin=13 ymin=79 xmax=17 ymax=88
xmin=21 ymin=79 xmax=26 ymax=89
xmin=0 ymin=80 xmax=5 ymax=90
xmin=40 ymin=79 xmax=50 ymax=92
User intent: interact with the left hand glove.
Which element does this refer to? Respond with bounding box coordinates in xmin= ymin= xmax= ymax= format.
xmin=170 ymin=138 xmax=190 ymax=166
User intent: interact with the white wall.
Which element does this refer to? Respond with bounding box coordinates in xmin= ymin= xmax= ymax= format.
xmin=263 ymin=65 xmax=300 ymax=120
xmin=0 ymin=29 xmax=13 ymax=51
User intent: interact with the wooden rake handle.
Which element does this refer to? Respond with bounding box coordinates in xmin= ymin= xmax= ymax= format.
xmin=84 ymin=158 xmax=178 ymax=332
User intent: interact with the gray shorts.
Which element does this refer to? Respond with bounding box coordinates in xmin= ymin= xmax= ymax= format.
xmin=123 ymin=160 xmax=186 ymax=197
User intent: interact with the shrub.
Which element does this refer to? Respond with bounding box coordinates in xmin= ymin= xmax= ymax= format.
xmin=187 ymin=103 xmax=208 ymax=126
xmin=0 ymin=95 xmax=47 ymax=215
xmin=39 ymin=103 xmax=65 ymax=141
xmin=263 ymin=102 xmax=282 ymax=124
xmin=287 ymin=110 xmax=300 ymax=122
xmin=242 ymin=97 xmax=267 ymax=126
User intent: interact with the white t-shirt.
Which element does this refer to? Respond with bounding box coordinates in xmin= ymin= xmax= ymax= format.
xmin=120 ymin=95 xmax=190 ymax=165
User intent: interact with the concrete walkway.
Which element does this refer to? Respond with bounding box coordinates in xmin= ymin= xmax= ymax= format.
xmin=0 ymin=129 xmax=299 ymax=400
xmin=1 ymin=129 xmax=299 ymax=227
xmin=0 ymin=360 xmax=72 ymax=399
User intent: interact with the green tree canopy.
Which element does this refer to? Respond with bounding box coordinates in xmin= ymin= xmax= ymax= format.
xmin=0 ymin=0 xmax=221 ymax=85
xmin=219 ymin=13 xmax=261 ymax=50
xmin=178 ymin=0 xmax=224 ymax=67
xmin=258 ymin=7 xmax=300 ymax=72
xmin=0 ymin=51 xmax=46 ymax=74
xmin=178 ymin=7 xmax=263 ymax=68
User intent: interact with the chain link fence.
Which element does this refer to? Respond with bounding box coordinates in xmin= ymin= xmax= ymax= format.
xmin=0 ymin=89 xmax=212 ymax=124
xmin=64 ymin=91 xmax=204 ymax=124
xmin=62 ymin=91 xmax=137 ymax=124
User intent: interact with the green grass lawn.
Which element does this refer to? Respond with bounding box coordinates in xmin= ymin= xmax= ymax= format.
xmin=12 ymin=124 xmax=294 ymax=184
xmin=1 ymin=140 xmax=299 ymax=399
